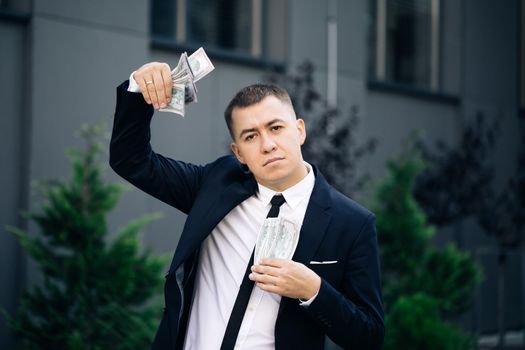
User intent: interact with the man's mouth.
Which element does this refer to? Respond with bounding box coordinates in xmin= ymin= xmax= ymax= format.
xmin=263 ymin=157 xmax=284 ymax=166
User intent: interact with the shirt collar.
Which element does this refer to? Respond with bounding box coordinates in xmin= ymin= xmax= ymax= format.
xmin=257 ymin=162 xmax=315 ymax=209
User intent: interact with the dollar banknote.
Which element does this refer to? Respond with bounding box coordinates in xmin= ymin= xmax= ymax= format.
xmin=254 ymin=217 xmax=300 ymax=264
xmin=177 ymin=52 xmax=198 ymax=104
xmin=160 ymin=47 xmax=214 ymax=116
xmin=167 ymin=83 xmax=186 ymax=116
xmin=188 ymin=47 xmax=215 ymax=83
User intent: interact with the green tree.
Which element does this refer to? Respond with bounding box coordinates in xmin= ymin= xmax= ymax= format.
xmin=373 ymin=146 xmax=482 ymax=349
xmin=384 ymin=293 xmax=471 ymax=350
xmin=415 ymin=112 xmax=525 ymax=346
xmin=3 ymin=124 xmax=167 ymax=350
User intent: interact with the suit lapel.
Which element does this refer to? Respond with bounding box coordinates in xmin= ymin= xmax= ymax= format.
xmin=278 ymin=169 xmax=333 ymax=317
xmin=292 ymin=200 xmax=332 ymax=265
xmin=170 ymin=175 xmax=257 ymax=271
xmin=293 ymin=168 xmax=332 ymax=264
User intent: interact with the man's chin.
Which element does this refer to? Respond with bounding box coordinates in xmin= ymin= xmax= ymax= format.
xmin=256 ymin=173 xmax=292 ymax=191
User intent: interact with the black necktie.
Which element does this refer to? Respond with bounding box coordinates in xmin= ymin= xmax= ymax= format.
xmin=220 ymin=194 xmax=286 ymax=350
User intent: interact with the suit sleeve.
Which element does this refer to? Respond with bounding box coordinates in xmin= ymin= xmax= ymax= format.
xmin=306 ymin=213 xmax=384 ymax=349
xmin=109 ymin=81 xmax=206 ymax=214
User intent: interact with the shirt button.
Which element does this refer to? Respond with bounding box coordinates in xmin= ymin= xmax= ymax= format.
xmin=235 ymin=343 xmax=240 ymax=348
xmin=248 ymin=307 xmax=254 ymax=312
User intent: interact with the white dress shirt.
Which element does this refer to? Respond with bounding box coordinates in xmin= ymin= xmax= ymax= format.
xmin=128 ymin=72 xmax=141 ymax=92
xmin=183 ymin=163 xmax=315 ymax=350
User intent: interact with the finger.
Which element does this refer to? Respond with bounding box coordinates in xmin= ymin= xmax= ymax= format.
xmin=145 ymin=77 xmax=160 ymax=109
xmin=138 ymin=79 xmax=153 ymax=104
xmin=153 ymin=70 xmax=169 ymax=107
xmin=133 ymin=70 xmax=152 ymax=104
xmin=249 ymin=272 xmax=279 ymax=285
xmin=151 ymin=71 xmax=168 ymax=108
xmin=259 ymin=258 xmax=288 ymax=267
xmin=255 ymin=282 xmax=281 ymax=295
xmin=160 ymin=64 xmax=172 ymax=101
xmin=251 ymin=264 xmax=281 ymax=277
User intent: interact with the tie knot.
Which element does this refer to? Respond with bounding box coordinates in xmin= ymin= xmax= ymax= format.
xmin=270 ymin=194 xmax=286 ymax=207
xmin=267 ymin=194 xmax=286 ymax=218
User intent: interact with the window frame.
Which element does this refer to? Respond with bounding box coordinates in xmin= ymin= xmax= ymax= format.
xmin=0 ymin=0 xmax=31 ymax=19
xmin=518 ymin=1 xmax=525 ymax=110
xmin=150 ymin=0 xmax=284 ymax=70
xmin=368 ymin=0 xmax=453 ymax=100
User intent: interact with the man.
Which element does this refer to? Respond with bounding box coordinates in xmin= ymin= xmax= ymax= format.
xmin=110 ymin=62 xmax=384 ymax=350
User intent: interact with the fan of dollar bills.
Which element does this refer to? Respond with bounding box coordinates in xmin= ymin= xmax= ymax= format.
xmin=254 ymin=217 xmax=300 ymax=264
xmin=160 ymin=47 xmax=215 ymax=117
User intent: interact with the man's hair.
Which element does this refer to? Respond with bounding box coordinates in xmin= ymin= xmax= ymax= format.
xmin=224 ymin=83 xmax=294 ymax=139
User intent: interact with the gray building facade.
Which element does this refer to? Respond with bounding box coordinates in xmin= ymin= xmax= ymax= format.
xmin=1 ymin=0 xmax=523 ymax=348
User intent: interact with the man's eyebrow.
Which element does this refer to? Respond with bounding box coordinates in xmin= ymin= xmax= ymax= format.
xmin=238 ymin=118 xmax=285 ymax=138
xmin=266 ymin=118 xmax=284 ymax=126
xmin=239 ymin=127 xmax=257 ymax=138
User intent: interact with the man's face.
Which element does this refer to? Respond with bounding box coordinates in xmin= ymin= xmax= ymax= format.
xmin=230 ymin=96 xmax=307 ymax=192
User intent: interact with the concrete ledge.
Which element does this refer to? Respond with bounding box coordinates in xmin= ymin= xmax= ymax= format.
xmin=478 ymin=330 xmax=524 ymax=349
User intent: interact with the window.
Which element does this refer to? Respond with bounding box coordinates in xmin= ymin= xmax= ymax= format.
xmin=520 ymin=2 xmax=525 ymax=111
xmin=369 ymin=0 xmax=441 ymax=91
xmin=0 ymin=0 xmax=31 ymax=13
xmin=151 ymin=0 xmax=286 ymax=62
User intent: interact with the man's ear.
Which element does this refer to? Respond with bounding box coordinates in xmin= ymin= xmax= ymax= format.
xmin=296 ymin=118 xmax=306 ymax=145
xmin=231 ymin=142 xmax=246 ymax=164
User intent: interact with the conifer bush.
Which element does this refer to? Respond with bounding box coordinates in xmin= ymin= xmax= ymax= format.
xmin=3 ymin=124 xmax=167 ymax=350
xmin=373 ymin=147 xmax=482 ymax=349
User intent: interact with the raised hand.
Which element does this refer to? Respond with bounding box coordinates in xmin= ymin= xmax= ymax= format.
xmin=133 ymin=62 xmax=172 ymax=110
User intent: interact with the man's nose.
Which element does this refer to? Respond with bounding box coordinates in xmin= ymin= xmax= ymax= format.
xmin=260 ymin=133 xmax=277 ymax=153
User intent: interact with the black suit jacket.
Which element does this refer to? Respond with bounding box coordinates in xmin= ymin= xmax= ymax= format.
xmin=110 ymin=82 xmax=384 ymax=349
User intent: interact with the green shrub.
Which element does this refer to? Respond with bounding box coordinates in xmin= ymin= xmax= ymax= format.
xmin=3 ymin=124 xmax=168 ymax=350
xmin=384 ymin=293 xmax=472 ymax=350
xmin=373 ymin=146 xmax=481 ymax=349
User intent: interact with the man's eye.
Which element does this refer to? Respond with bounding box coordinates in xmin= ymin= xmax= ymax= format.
xmin=245 ymin=134 xmax=255 ymax=141
xmin=271 ymin=125 xmax=283 ymax=131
